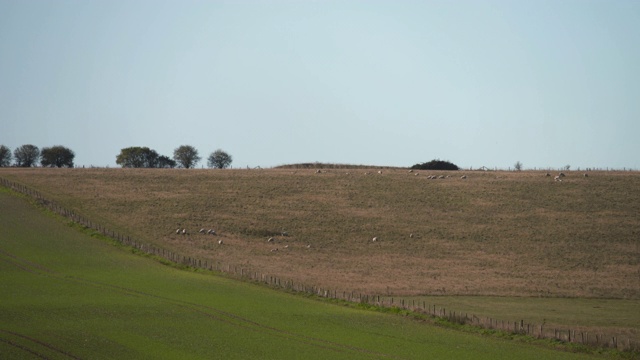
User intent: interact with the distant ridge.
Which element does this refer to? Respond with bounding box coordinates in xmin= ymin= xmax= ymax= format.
xmin=274 ymin=162 xmax=405 ymax=170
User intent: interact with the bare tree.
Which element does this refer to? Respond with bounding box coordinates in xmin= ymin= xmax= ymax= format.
xmin=0 ymin=145 xmax=11 ymax=167
xmin=13 ymin=144 xmax=40 ymax=167
xmin=173 ymin=145 xmax=201 ymax=169
xmin=514 ymin=161 xmax=523 ymax=171
xmin=207 ymin=149 xmax=233 ymax=169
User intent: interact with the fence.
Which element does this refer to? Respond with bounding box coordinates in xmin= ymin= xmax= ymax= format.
xmin=0 ymin=176 xmax=637 ymax=352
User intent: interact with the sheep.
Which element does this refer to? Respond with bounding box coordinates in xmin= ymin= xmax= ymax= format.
xmin=283 ymin=245 xmax=289 ymax=249
xmin=270 ymin=248 xmax=278 ymax=252
xmin=207 ymin=229 xmax=217 ymax=235
xmin=316 ymin=169 xmax=322 ymax=174
xmin=181 ymin=229 xmax=187 ymax=235
xmin=378 ymin=171 xmax=382 ymax=174
xmin=306 ymin=244 xmax=311 ymax=249
xmin=559 ymin=172 xmax=566 ymax=177
xmin=372 ymin=236 xmax=378 ymax=242
xmin=545 ymin=173 xmax=551 ymax=177
xmin=408 ymin=169 xmax=413 ymax=173
xmin=554 ymin=176 xmax=562 ymax=182
xmin=176 ymin=229 xmax=181 ymax=234
xmin=218 ymin=239 xmax=223 ymax=245
xmin=267 ymin=237 xmax=275 ymax=243
xmin=199 ymin=228 xmax=206 ymax=234
xmin=281 ymin=231 xmax=289 ymax=237
xmin=438 ymin=175 xmax=445 ymax=179
xmin=409 ymin=233 xmax=414 ymax=238
xmin=584 ymin=173 xmax=589 ymax=177
xmin=461 ymin=175 xmax=467 ymax=179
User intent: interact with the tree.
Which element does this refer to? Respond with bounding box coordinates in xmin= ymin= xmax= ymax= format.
xmin=514 ymin=161 xmax=523 ymax=171
xmin=40 ymin=145 xmax=75 ymax=168
xmin=207 ymin=149 xmax=233 ymax=169
xmin=173 ymin=145 xmax=200 ymax=169
xmin=411 ymin=159 xmax=459 ymax=171
xmin=0 ymin=145 xmax=11 ymax=167
xmin=116 ymin=147 xmax=159 ymax=168
xmin=157 ymin=155 xmax=177 ymax=168
xmin=13 ymin=144 xmax=40 ymax=167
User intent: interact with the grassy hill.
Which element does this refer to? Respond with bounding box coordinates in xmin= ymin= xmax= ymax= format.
xmin=0 ymin=188 xmax=605 ymax=359
xmin=1 ymin=167 xmax=639 ymax=349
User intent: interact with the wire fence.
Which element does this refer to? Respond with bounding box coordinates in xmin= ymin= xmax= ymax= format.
xmin=1 ymin=176 xmax=637 ymax=352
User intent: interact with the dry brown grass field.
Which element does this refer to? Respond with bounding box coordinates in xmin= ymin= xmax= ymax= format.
xmin=2 ymin=167 xmax=638 ymax=302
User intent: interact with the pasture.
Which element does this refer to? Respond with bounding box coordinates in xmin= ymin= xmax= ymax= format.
xmin=1 ymin=168 xmax=638 ymax=346
xmin=0 ymin=189 xmax=606 ymax=359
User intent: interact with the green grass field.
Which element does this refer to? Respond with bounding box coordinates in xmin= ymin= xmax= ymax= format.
xmin=0 ymin=189 xmax=609 ymax=359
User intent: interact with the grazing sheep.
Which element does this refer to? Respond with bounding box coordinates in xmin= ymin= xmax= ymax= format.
xmin=271 ymin=248 xmax=278 ymax=252
xmin=208 ymin=229 xmax=217 ymax=235
xmin=306 ymin=244 xmax=311 ymax=249
xmin=545 ymin=173 xmax=551 ymax=177
xmin=378 ymin=171 xmax=382 ymax=174
xmin=316 ymin=169 xmax=322 ymax=174
xmin=438 ymin=175 xmax=445 ymax=179
xmin=409 ymin=233 xmax=414 ymax=238
xmin=461 ymin=175 xmax=467 ymax=179
xmin=372 ymin=237 xmax=378 ymax=242
xmin=408 ymin=169 xmax=413 ymax=173
xmin=281 ymin=231 xmax=289 ymax=237
xmin=415 ymin=173 xmax=419 ymax=176
xmin=283 ymin=245 xmax=289 ymax=249
xmin=218 ymin=239 xmax=223 ymax=245
xmin=199 ymin=228 xmax=206 ymax=234
xmin=181 ymin=229 xmax=187 ymax=235
xmin=559 ymin=172 xmax=566 ymax=177
xmin=584 ymin=173 xmax=589 ymax=177
xmin=267 ymin=237 xmax=275 ymax=243
xmin=176 ymin=229 xmax=181 ymax=234
xmin=554 ymin=176 xmax=562 ymax=182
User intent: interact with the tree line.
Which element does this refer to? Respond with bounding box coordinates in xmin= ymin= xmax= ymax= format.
xmin=116 ymin=145 xmax=232 ymax=169
xmin=0 ymin=144 xmax=75 ymax=168
xmin=0 ymin=144 xmax=233 ymax=169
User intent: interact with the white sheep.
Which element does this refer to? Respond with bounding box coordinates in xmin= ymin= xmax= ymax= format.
xmin=218 ymin=239 xmax=223 ymax=245
xmin=554 ymin=176 xmax=562 ymax=182
xmin=372 ymin=236 xmax=378 ymax=242
xmin=267 ymin=237 xmax=275 ymax=242
xmin=182 ymin=229 xmax=187 ymax=235
xmin=199 ymin=228 xmax=206 ymax=234
xmin=208 ymin=229 xmax=217 ymax=235
xmin=176 ymin=229 xmax=181 ymax=234
xmin=461 ymin=175 xmax=467 ymax=179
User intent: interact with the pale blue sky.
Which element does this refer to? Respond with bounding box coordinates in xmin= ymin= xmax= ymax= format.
xmin=1 ymin=0 xmax=639 ymax=169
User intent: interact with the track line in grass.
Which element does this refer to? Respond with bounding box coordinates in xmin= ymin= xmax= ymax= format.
xmin=0 ymin=247 xmax=57 ymax=276
xmin=0 ymin=329 xmax=82 ymax=360
xmin=61 ymin=275 xmax=405 ymax=359
xmin=0 ymin=337 xmax=49 ymax=360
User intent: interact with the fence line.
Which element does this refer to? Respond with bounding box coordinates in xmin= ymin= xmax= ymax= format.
xmin=0 ymin=176 xmax=636 ymax=352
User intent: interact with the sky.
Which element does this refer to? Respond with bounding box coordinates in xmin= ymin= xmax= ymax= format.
xmin=1 ymin=0 xmax=639 ymax=170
